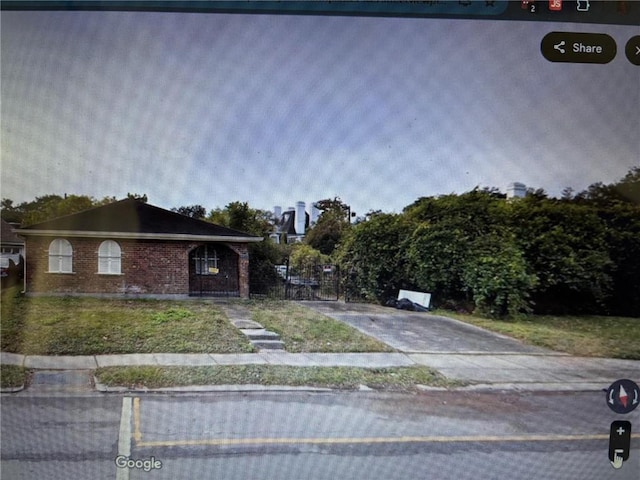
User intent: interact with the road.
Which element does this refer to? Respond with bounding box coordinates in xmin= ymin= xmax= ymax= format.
xmin=2 ymin=390 xmax=638 ymax=479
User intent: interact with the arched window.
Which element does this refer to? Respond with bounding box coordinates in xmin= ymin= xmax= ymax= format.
xmin=98 ymin=240 xmax=121 ymax=274
xmin=48 ymin=239 xmax=73 ymax=273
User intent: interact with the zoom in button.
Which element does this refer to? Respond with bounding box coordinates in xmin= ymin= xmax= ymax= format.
xmin=541 ymin=32 xmax=616 ymax=64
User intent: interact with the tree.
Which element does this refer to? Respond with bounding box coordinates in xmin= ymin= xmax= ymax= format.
xmin=1 ymin=194 xmax=147 ymax=226
xmin=21 ymin=194 xmax=97 ymax=226
xmin=575 ymin=167 xmax=640 ymax=206
xmin=462 ymin=234 xmax=537 ymax=317
xmin=508 ymin=196 xmax=613 ymax=314
xmin=404 ymin=188 xmax=507 ymax=237
xmin=405 ymin=189 xmax=509 ymax=307
xmin=305 ymin=197 xmax=352 ymax=255
xmin=337 ymin=213 xmax=414 ymax=303
xmin=126 ymin=193 xmax=148 ymax=203
xmin=597 ymin=202 xmax=640 ymax=316
xmin=207 ymin=202 xmax=273 ymax=237
xmin=172 ymin=205 xmax=206 ymax=219
xmin=0 ymin=199 xmax=22 ymax=224
xmin=205 ymin=201 xmax=281 ymax=296
xmin=289 ymin=244 xmax=328 ymax=274
xmin=407 ymin=220 xmax=471 ymax=302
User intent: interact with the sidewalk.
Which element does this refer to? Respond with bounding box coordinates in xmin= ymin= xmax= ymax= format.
xmin=2 ymin=351 xmax=638 ymax=392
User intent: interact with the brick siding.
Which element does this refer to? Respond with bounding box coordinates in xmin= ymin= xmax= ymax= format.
xmin=24 ymin=237 xmax=251 ymax=297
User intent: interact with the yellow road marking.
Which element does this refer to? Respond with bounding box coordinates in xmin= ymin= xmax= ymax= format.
xmin=132 ymin=397 xmax=638 ymax=449
xmin=137 ymin=433 xmax=615 ymax=448
xmin=133 ymin=397 xmax=142 ymax=444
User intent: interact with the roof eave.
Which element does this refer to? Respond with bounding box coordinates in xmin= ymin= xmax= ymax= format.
xmin=14 ymin=230 xmax=263 ymax=243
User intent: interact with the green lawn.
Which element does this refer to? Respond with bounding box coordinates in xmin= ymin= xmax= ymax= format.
xmin=1 ymin=288 xmax=254 ymax=355
xmin=433 ymin=310 xmax=640 ymax=360
xmin=248 ymin=300 xmax=394 ymax=353
xmin=95 ymin=365 xmax=457 ymax=391
xmin=0 ymin=365 xmax=27 ymax=389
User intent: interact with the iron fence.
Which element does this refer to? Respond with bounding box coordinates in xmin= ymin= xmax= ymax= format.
xmin=250 ymin=260 xmax=339 ymax=301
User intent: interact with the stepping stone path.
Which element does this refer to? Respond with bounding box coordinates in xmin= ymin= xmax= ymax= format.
xmin=220 ymin=303 xmax=285 ymax=351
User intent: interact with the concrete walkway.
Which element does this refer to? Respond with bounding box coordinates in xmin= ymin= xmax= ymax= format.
xmin=2 ymin=351 xmax=638 ymax=392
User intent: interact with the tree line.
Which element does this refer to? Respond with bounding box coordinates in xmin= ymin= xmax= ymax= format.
xmin=2 ymin=168 xmax=638 ymax=317
xmin=334 ymin=168 xmax=640 ymax=317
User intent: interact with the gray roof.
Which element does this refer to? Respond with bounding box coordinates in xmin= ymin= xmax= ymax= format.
xmin=1 ymin=219 xmax=24 ymax=246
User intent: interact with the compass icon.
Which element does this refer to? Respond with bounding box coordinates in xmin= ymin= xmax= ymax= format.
xmin=606 ymin=379 xmax=640 ymax=414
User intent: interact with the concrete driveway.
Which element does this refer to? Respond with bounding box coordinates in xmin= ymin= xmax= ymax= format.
xmin=303 ymin=301 xmax=553 ymax=354
xmin=301 ymin=302 xmax=640 ymax=387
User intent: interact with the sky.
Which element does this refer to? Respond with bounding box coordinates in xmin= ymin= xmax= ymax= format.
xmin=2 ymin=11 xmax=638 ymax=216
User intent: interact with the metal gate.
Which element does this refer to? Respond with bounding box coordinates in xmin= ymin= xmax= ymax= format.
xmin=250 ymin=259 xmax=339 ymax=301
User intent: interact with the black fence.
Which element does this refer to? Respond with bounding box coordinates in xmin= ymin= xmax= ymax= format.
xmin=250 ymin=261 xmax=340 ymax=301
xmin=343 ymin=273 xmax=370 ymax=304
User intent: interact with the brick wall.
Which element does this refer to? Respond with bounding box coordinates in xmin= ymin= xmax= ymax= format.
xmin=24 ymin=237 xmax=254 ymax=296
xmin=227 ymin=243 xmax=250 ymax=298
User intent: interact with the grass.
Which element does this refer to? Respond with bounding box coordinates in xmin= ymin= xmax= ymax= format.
xmin=433 ymin=309 xmax=640 ymax=360
xmin=1 ymin=365 xmax=27 ymax=389
xmin=247 ymin=300 xmax=394 ymax=353
xmin=95 ymin=365 xmax=458 ymax=391
xmin=1 ymin=287 xmax=254 ymax=355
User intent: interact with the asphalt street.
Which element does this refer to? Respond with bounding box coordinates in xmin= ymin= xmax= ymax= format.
xmin=2 ymin=390 xmax=638 ymax=480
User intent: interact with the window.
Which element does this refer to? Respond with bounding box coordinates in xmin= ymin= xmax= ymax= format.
xmin=194 ymin=245 xmax=219 ymax=275
xmin=98 ymin=240 xmax=121 ymax=274
xmin=48 ymin=239 xmax=73 ymax=273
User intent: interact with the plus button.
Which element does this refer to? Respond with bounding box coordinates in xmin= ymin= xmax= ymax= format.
xmin=617 ymin=427 xmax=626 ymax=436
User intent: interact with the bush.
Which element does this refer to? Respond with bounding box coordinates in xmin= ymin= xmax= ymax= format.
xmin=462 ymin=236 xmax=537 ymax=317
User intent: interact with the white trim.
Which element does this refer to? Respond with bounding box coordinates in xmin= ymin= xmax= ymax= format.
xmin=16 ymin=230 xmax=262 ymax=242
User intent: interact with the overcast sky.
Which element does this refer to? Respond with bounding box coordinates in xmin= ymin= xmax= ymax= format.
xmin=2 ymin=11 xmax=638 ymax=215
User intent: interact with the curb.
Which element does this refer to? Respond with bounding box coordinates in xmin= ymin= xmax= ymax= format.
xmin=3 ymin=376 xmax=608 ymax=395
xmin=93 ymin=375 xmax=334 ymax=393
xmin=90 ymin=383 xmax=606 ymax=394
xmin=454 ymin=382 xmax=608 ymax=393
xmin=0 ymin=384 xmax=25 ymax=393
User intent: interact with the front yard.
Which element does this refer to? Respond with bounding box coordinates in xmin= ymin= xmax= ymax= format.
xmin=0 ymin=289 xmax=391 ymax=355
xmin=1 ymin=287 xmax=254 ymax=355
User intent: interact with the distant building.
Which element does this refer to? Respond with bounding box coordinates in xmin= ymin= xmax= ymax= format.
xmin=1 ymin=219 xmax=25 ymax=283
xmin=270 ymin=201 xmax=314 ymax=244
xmin=507 ymin=182 xmax=527 ymax=199
xmin=1 ymin=218 xmax=24 ymax=257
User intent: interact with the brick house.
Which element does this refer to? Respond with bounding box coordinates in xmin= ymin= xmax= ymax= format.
xmin=15 ymin=199 xmax=262 ymax=298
